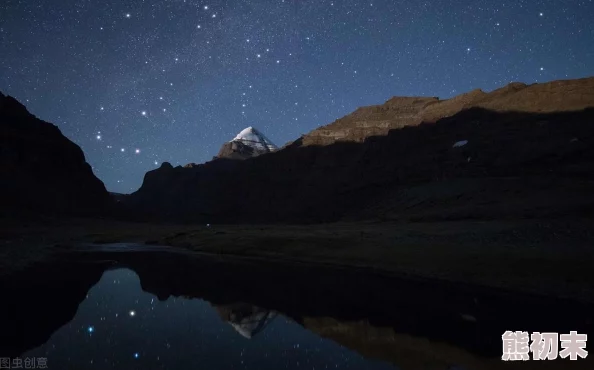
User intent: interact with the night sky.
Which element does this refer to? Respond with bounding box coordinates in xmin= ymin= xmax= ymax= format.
xmin=1 ymin=0 xmax=593 ymax=193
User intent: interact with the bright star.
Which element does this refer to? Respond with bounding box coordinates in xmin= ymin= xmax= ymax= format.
xmin=134 ymin=353 xmax=139 ymax=359
xmin=276 ymin=60 xmax=280 ymax=63
xmin=257 ymin=54 xmax=261 ymax=58
xmin=204 ymin=5 xmax=209 ymax=10
xmin=154 ymin=161 xmax=158 ymax=165
xmin=129 ymin=310 xmax=136 ymax=317
xmin=540 ymin=67 xmax=544 ymax=71
xmin=141 ymin=111 xmax=147 ymax=116
xmin=121 ymin=148 xmax=125 ymax=152
xmin=96 ymin=135 xmax=101 ymax=140
xmin=539 ymin=12 xmax=543 ymax=17
xmin=87 ymin=326 xmax=94 ymax=333
xmin=197 ymin=25 xmax=201 ymax=29
xmin=135 ymin=149 xmax=140 ymax=154
xmin=125 ymin=13 xmax=131 ymax=18
xmin=100 ymin=106 xmax=104 ymax=111
xmin=212 ymin=13 xmax=216 ymax=18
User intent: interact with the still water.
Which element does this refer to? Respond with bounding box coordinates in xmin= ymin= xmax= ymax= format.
xmin=23 ymin=268 xmax=396 ymax=370
xmin=3 ymin=244 xmax=593 ymax=370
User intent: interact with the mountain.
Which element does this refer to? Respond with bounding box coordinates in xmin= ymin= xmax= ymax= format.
xmin=215 ymin=303 xmax=276 ymax=339
xmin=295 ymin=78 xmax=594 ymax=147
xmin=128 ymin=77 xmax=594 ymax=223
xmin=0 ymin=92 xmax=110 ymax=215
xmin=216 ymin=126 xmax=278 ymax=160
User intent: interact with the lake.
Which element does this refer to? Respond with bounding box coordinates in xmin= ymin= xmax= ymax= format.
xmin=1 ymin=243 xmax=592 ymax=369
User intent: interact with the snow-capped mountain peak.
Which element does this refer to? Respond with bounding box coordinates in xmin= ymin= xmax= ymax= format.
xmin=232 ymin=126 xmax=277 ymax=152
xmin=215 ymin=126 xmax=278 ymax=160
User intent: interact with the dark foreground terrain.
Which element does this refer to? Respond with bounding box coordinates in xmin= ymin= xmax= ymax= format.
xmin=2 ymin=215 xmax=593 ymax=303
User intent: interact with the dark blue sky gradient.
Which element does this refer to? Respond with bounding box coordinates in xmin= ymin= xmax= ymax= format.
xmin=1 ymin=0 xmax=593 ymax=192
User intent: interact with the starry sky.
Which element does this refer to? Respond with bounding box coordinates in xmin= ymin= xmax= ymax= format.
xmin=1 ymin=0 xmax=593 ymax=193
xmin=24 ymin=268 xmax=396 ymax=369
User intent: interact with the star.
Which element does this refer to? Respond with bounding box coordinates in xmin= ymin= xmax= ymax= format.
xmin=96 ymin=135 xmax=101 ymax=140
xmin=212 ymin=13 xmax=216 ymax=18
xmin=129 ymin=310 xmax=136 ymax=317
xmin=134 ymin=353 xmax=139 ymax=359
xmin=154 ymin=161 xmax=158 ymax=165
xmin=197 ymin=25 xmax=201 ymax=29
xmin=125 ymin=13 xmax=131 ymax=18
xmin=141 ymin=111 xmax=147 ymax=116
xmin=539 ymin=12 xmax=544 ymax=17
xmin=135 ymin=149 xmax=140 ymax=154
xmin=87 ymin=326 xmax=94 ymax=333
xmin=540 ymin=67 xmax=544 ymax=71
xmin=257 ymin=54 xmax=261 ymax=58
xmin=100 ymin=106 xmax=104 ymax=111
xmin=204 ymin=5 xmax=209 ymax=10
xmin=121 ymin=148 xmax=125 ymax=152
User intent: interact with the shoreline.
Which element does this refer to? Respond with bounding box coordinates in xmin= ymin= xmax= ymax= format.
xmin=2 ymin=216 xmax=593 ymax=303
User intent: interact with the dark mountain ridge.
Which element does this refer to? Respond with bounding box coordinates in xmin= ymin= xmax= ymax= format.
xmin=0 ymin=91 xmax=110 ymax=215
xmin=127 ymin=77 xmax=594 ymax=223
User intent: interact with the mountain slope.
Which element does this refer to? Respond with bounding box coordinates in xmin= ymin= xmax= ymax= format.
xmin=216 ymin=127 xmax=278 ymax=160
xmin=0 ymin=92 xmax=110 ymax=215
xmin=128 ymin=77 xmax=594 ymax=223
xmin=296 ymin=77 xmax=594 ymax=147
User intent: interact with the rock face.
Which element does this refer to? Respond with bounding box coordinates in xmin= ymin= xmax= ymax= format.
xmin=216 ymin=127 xmax=278 ymax=160
xmin=0 ymin=92 xmax=110 ymax=215
xmin=296 ymin=78 xmax=594 ymax=147
xmin=128 ymin=77 xmax=594 ymax=223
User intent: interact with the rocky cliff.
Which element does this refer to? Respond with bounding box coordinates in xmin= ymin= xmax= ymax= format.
xmin=296 ymin=78 xmax=594 ymax=147
xmin=128 ymin=77 xmax=594 ymax=223
xmin=0 ymin=92 xmax=110 ymax=215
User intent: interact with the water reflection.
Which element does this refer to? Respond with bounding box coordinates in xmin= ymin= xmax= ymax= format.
xmin=1 ymin=244 xmax=592 ymax=370
xmin=22 ymin=268 xmax=396 ymax=370
xmin=215 ymin=303 xmax=277 ymax=339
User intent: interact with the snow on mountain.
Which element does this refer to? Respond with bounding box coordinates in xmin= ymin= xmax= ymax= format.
xmin=215 ymin=126 xmax=278 ymax=160
xmin=232 ymin=126 xmax=278 ymax=152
